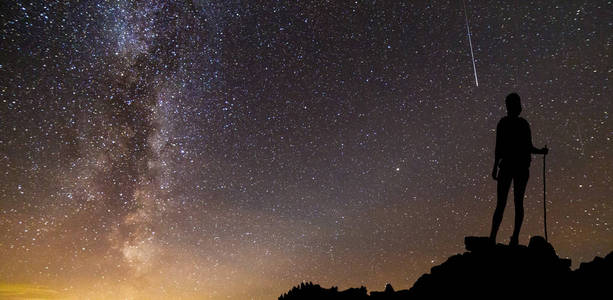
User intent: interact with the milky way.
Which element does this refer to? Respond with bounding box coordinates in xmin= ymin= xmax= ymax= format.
xmin=1 ymin=1 xmax=612 ymax=299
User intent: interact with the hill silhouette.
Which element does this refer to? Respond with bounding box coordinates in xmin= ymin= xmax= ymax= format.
xmin=279 ymin=236 xmax=612 ymax=299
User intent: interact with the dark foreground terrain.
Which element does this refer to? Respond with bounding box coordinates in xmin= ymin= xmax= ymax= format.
xmin=279 ymin=236 xmax=612 ymax=299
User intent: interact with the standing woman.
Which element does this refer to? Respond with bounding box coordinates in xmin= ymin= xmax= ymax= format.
xmin=490 ymin=93 xmax=548 ymax=246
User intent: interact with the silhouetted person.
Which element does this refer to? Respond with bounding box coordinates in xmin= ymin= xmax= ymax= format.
xmin=490 ymin=93 xmax=548 ymax=246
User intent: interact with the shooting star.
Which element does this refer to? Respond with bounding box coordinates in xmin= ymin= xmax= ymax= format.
xmin=463 ymin=0 xmax=478 ymax=87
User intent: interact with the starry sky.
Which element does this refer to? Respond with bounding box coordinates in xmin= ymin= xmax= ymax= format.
xmin=0 ymin=1 xmax=611 ymax=299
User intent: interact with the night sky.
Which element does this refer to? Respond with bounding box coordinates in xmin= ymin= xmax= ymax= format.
xmin=1 ymin=1 xmax=611 ymax=299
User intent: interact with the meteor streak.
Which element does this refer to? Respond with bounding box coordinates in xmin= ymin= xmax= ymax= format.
xmin=463 ymin=0 xmax=478 ymax=87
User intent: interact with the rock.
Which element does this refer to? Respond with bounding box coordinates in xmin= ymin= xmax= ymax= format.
xmin=464 ymin=236 xmax=493 ymax=251
xmin=528 ymin=236 xmax=556 ymax=256
xmin=407 ymin=235 xmax=572 ymax=299
xmin=279 ymin=237 xmax=612 ymax=300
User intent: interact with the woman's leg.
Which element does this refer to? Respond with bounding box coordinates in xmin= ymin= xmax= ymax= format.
xmin=490 ymin=168 xmax=512 ymax=242
xmin=510 ymin=168 xmax=530 ymax=244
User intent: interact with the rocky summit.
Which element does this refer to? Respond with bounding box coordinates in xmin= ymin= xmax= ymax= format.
xmin=279 ymin=236 xmax=612 ymax=299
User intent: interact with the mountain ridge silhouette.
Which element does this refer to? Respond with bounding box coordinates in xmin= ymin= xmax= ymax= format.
xmin=279 ymin=236 xmax=612 ymax=299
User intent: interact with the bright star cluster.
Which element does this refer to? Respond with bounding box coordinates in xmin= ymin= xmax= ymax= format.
xmin=0 ymin=1 xmax=611 ymax=299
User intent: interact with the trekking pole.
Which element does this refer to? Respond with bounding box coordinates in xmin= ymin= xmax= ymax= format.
xmin=543 ymin=144 xmax=548 ymax=242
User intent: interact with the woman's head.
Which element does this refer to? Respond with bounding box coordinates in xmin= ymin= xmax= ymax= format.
xmin=505 ymin=93 xmax=522 ymax=117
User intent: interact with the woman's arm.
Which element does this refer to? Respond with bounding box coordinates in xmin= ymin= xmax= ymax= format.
xmin=492 ymin=121 xmax=502 ymax=180
xmin=527 ymin=120 xmax=548 ymax=154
